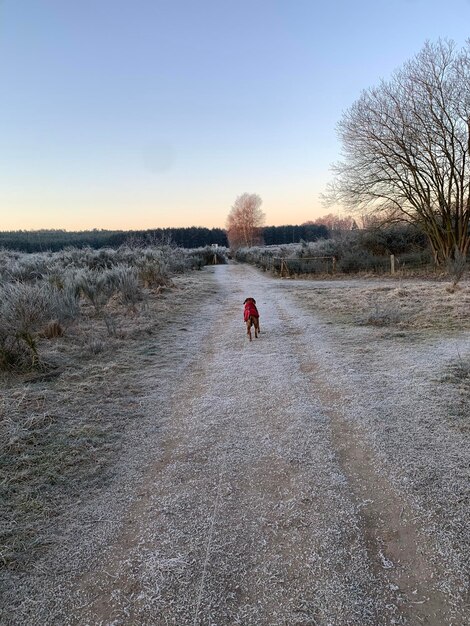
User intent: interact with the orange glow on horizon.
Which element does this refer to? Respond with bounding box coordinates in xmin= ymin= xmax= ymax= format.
xmin=0 ymin=201 xmax=328 ymax=232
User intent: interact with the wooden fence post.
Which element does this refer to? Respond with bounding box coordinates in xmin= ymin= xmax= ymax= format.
xmin=390 ymin=254 xmax=395 ymax=275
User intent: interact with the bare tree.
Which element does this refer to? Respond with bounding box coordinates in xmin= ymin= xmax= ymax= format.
xmin=226 ymin=193 xmax=265 ymax=249
xmin=309 ymin=214 xmax=355 ymax=233
xmin=327 ymin=39 xmax=470 ymax=265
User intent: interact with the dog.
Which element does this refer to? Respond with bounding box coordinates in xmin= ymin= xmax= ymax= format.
xmin=243 ymin=297 xmax=260 ymax=341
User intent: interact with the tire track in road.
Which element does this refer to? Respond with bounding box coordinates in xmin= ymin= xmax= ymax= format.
xmin=274 ymin=295 xmax=455 ymax=626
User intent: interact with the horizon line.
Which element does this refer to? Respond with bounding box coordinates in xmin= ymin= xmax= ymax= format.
xmin=0 ymin=223 xmax=326 ymax=234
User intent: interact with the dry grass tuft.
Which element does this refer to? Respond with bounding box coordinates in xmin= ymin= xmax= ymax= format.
xmin=357 ymin=300 xmax=404 ymax=326
xmin=40 ymin=320 xmax=64 ymax=339
xmin=440 ymin=355 xmax=470 ymax=433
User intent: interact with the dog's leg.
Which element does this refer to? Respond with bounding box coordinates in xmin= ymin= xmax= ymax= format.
xmin=246 ymin=320 xmax=252 ymax=341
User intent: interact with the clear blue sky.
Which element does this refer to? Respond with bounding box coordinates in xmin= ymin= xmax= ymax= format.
xmin=1 ymin=0 xmax=469 ymax=230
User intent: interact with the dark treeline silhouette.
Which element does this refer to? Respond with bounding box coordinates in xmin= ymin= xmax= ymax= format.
xmin=108 ymin=227 xmax=228 ymax=248
xmin=263 ymin=224 xmax=328 ymax=245
xmin=0 ymin=223 xmax=329 ymax=252
xmin=0 ymin=228 xmax=228 ymax=252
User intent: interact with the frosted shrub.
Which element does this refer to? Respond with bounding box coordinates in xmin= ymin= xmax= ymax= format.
xmin=166 ymin=248 xmax=189 ymax=274
xmin=56 ymin=277 xmax=81 ymax=322
xmin=1 ymin=254 xmax=53 ymax=282
xmin=116 ymin=245 xmax=187 ymax=282
xmin=235 ymin=242 xmax=340 ymax=274
xmin=113 ymin=265 xmax=142 ymax=307
xmin=56 ymin=246 xmax=95 ymax=269
xmin=359 ymin=301 xmax=404 ymax=326
xmin=88 ymin=248 xmax=117 ymax=269
xmin=0 ymin=243 xmax=224 ymax=370
xmin=145 ymin=259 xmax=171 ymax=285
xmin=305 ymin=239 xmax=339 ymax=257
xmin=136 ymin=255 xmax=170 ymax=287
xmin=1 ymin=283 xmax=56 ymax=334
xmin=186 ymin=246 xmax=227 ymax=269
xmin=235 ymin=246 xmax=276 ymax=270
xmin=76 ymin=268 xmax=116 ymax=311
xmin=0 ymin=282 xmax=65 ymax=369
xmin=56 ymin=246 xmax=119 ymax=271
xmin=337 ymin=250 xmax=388 ymax=274
xmin=447 ymin=248 xmax=467 ymax=288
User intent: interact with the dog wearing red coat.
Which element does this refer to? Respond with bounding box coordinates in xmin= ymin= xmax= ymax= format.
xmin=243 ymin=297 xmax=260 ymax=341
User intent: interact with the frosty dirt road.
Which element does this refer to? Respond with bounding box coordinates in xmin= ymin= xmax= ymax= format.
xmin=6 ymin=264 xmax=470 ymax=625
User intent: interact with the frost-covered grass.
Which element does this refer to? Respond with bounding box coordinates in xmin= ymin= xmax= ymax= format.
xmin=0 ymin=245 xmax=226 ymax=371
xmin=235 ymin=241 xmax=338 ymax=273
xmin=234 ymin=233 xmax=436 ymax=276
xmin=287 ymin=279 xmax=470 ymax=330
xmin=0 ymin=386 xmax=120 ymax=568
xmin=440 ymin=354 xmax=470 ymax=434
xmin=0 ymin=245 xmax=225 ymax=574
xmin=269 ymin=269 xmax=469 ymax=622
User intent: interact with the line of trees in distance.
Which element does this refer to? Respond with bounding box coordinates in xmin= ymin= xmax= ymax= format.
xmin=0 ymin=223 xmax=329 ymax=253
xmin=0 ymin=228 xmax=227 ymax=252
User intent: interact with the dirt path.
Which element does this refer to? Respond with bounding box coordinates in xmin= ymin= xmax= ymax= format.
xmin=7 ymin=264 xmax=470 ymax=625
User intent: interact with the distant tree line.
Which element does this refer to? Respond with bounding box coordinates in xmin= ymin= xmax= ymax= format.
xmin=110 ymin=227 xmax=228 ymax=248
xmin=0 ymin=228 xmax=228 ymax=252
xmin=0 ymin=223 xmax=330 ymax=252
xmin=263 ymin=224 xmax=328 ymax=245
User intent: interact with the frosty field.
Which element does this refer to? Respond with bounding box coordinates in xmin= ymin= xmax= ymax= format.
xmin=1 ymin=263 xmax=469 ymax=625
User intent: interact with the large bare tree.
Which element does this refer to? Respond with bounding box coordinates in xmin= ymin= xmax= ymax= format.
xmin=327 ymin=40 xmax=470 ymax=264
xmin=226 ymin=193 xmax=265 ymax=249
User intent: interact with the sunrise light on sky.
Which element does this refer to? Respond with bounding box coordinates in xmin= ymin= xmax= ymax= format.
xmin=1 ymin=0 xmax=470 ymax=231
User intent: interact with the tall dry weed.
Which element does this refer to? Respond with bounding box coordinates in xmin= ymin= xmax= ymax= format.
xmin=0 ymin=281 xmax=79 ymax=370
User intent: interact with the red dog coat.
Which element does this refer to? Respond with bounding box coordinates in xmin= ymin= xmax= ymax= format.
xmin=244 ymin=300 xmax=259 ymax=322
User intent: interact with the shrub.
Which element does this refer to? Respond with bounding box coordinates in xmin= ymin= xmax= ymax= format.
xmin=0 ymin=282 xmax=65 ymax=369
xmin=359 ymin=301 xmax=403 ymax=326
xmin=113 ymin=265 xmax=142 ymax=307
xmin=447 ymin=248 xmax=467 ymax=287
xmin=187 ymin=246 xmax=227 ymax=267
xmin=135 ymin=253 xmax=171 ymax=287
xmin=0 ymin=253 xmax=53 ymax=283
xmin=75 ymin=268 xmax=117 ymax=312
xmin=57 ymin=277 xmax=81 ymax=321
xmin=233 ymin=224 xmax=439 ymax=276
xmin=337 ymin=249 xmax=389 ymax=274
